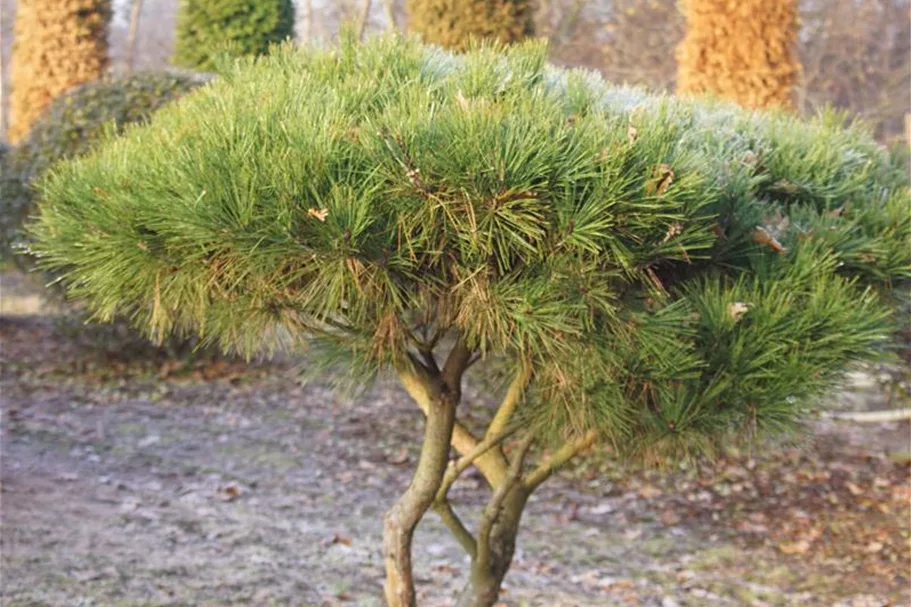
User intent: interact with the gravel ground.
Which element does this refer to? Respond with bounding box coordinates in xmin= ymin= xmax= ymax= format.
xmin=1 ymin=307 xmax=909 ymax=607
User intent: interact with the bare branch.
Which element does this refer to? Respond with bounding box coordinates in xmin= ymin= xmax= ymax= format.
xmin=357 ymin=0 xmax=372 ymax=41
xmin=522 ymin=430 xmax=597 ymax=491
xmin=124 ymin=0 xmax=144 ymax=76
xmin=381 ymin=0 xmax=397 ymax=31
xmin=476 ymin=433 xmax=535 ymax=572
xmin=824 ymin=408 xmax=911 ymax=423
xmin=551 ymin=0 xmax=589 ymax=47
xmin=441 ymin=334 xmax=472 ymax=393
xmin=435 ymin=427 xmax=516 ymax=505
xmin=485 ymin=363 xmax=531 ymax=440
xmin=398 ymin=365 xmax=510 ymax=488
xmin=301 ymin=0 xmax=313 ymax=44
xmin=432 ymin=499 xmax=477 ymax=559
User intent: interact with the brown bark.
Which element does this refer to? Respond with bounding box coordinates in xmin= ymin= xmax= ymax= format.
xmin=383 ymin=339 xmax=473 ymax=607
xmin=455 ymin=486 xmax=528 ymax=607
xmin=382 ymin=391 xmax=457 ymax=606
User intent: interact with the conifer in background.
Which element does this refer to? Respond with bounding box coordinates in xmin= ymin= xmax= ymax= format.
xmin=27 ymin=37 xmax=910 ymax=607
xmin=8 ymin=0 xmax=110 ymax=143
xmin=407 ymin=0 xmax=534 ymax=50
xmin=173 ymin=0 xmax=295 ymax=71
xmin=676 ymin=0 xmax=800 ymax=109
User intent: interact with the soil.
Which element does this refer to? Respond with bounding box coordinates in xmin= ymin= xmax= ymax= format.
xmin=1 ymin=309 xmax=909 ymax=607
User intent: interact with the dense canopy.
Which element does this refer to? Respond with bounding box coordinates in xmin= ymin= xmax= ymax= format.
xmin=29 ymin=35 xmax=910 ymax=457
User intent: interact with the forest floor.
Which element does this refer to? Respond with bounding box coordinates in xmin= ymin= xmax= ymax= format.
xmin=1 ymin=273 xmax=910 ymax=607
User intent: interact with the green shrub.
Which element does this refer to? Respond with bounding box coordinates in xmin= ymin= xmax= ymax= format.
xmin=407 ymin=0 xmax=535 ymax=50
xmin=2 ymin=71 xmax=213 ymax=359
xmin=173 ymin=0 xmax=295 ymax=71
xmin=1 ymin=71 xmax=208 ymax=268
xmin=27 ymin=36 xmax=910 ymax=606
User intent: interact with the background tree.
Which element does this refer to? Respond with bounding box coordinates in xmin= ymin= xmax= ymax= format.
xmin=676 ymin=0 xmax=800 ymax=109
xmin=407 ymin=0 xmax=534 ymax=50
xmin=27 ymin=36 xmax=909 ymax=607
xmin=173 ymin=0 xmax=294 ymax=71
xmin=8 ymin=0 xmax=110 ymax=143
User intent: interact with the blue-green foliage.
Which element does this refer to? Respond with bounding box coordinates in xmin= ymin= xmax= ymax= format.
xmin=27 ymin=36 xmax=910 ymax=459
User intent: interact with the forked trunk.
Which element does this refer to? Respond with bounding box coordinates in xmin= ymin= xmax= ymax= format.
xmin=382 ymin=392 xmax=458 ymax=607
xmin=454 ymin=487 xmax=529 ymax=607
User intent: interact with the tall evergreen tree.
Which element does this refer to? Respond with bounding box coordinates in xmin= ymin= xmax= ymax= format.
xmin=407 ymin=0 xmax=534 ymax=50
xmin=27 ymin=37 xmax=909 ymax=607
xmin=676 ymin=0 xmax=800 ymax=109
xmin=173 ymin=0 xmax=294 ymax=71
xmin=8 ymin=0 xmax=110 ymax=143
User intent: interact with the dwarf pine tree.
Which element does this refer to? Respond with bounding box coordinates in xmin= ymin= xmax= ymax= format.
xmin=27 ymin=36 xmax=910 ymax=607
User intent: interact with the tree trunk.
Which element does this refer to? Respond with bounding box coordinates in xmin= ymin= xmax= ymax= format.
xmin=383 ymin=392 xmax=458 ymax=607
xmin=454 ymin=487 xmax=529 ymax=607
xmin=123 ymin=0 xmax=144 ymax=76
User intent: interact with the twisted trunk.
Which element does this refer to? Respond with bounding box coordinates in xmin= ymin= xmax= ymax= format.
xmin=383 ymin=391 xmax=458 ymax=607
xmin=454 ymin=486 xmax=529 ymax=607
xmin=384 ymin=340 xmax=473 ymax=607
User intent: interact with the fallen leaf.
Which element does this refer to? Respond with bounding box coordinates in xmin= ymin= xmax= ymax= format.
xmin=638 ymin=485 xmax=662 ymax=499
xmin=779 ymin=539 xmax=811 ymax=555
xmin=220 ymin=483 xmax=242 ymax=501
xmin=660 ymin=509 xmax=681 ymax=526
xmin=387 ymin=447 xmax=409 ymax=465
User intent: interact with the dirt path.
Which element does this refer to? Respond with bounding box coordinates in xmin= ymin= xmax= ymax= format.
xmin=2 ymin=316 xmax=909 ymax=607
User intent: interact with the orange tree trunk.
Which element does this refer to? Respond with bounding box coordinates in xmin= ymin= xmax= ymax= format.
xmin=676 ymin=0 xmax=800 ymax=110
xmin=9 ymin=0 xmax=110 ymax=143
xmin=407 ymin=0 xmax=534 ymax=51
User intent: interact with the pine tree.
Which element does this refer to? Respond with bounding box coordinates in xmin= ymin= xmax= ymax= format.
xmin=407 ymin=0 xmax=534 ymax=50
xmin=676 ymin=0 xmax=800 ymax=109
xmin=27 ymin=37 xmax=910 ymax=607
xmin=8 ymin=0 xmax=110 ymax=143
xmin=173 ymin=0 xmax=295 ymax=71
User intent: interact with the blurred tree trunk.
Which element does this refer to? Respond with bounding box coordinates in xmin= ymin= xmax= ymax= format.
xmin=676 ymin=0 xmax=800 ymax=110
xmin=406 ymin=0 xmax=534 ymax=51
xmin=123 ymin=0 xmax=143 ymax=75
xmin=9 ymin=0 xmax=110 ymax=143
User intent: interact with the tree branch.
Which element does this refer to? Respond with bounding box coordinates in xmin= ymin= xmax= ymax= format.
xmin=357 ymin=0 xmax=372 ymax=41
xmin=485 ymin=364 xmax=531 ymax=440
xmin=476 ymin=434 xmax=534 ymax=573
xmin=522 ymin=430 xmax=597 ymax=491
xmin=381 ymin=0 xmax=397 ymax=31
xmin=441 ymin=334 xmax=472 ymax=394
xmin=435 ymin=428 xmax=516 ymax=506
xmin=398 ymin=350 xmax=510 ymax=489
xmin=432 ymin=499 xmax=477 ymax=559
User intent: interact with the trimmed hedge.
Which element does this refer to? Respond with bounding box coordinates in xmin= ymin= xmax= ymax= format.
xmin=9 ymin=0 xmax=110 ymax=143
xmin=173 ymin=0 xmax=295 ymax=71
xmin=2 ymin=71 xmax=208 ymax=267
xmin=407 ymin=0 xmax=534 ymax=51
